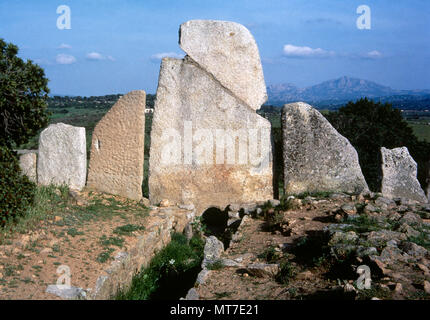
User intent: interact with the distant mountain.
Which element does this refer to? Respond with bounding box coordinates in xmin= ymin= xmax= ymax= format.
xmin=267 ymin=76 xmax=430 ymax=106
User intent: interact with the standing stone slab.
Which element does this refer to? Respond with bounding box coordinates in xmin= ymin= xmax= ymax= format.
xmin=87 ymin=91 xmax=146 ymax=201
xmin=17 ymin=150 xmax=38 ymax=183
xmin=38 ymin=123 xmax=86 ymax=190
xmin=282 ymin=102 xmax=368 ymax=195
xmin=180 ymin=20 xmax=267 ymax=111
xmin=149 ymin=21 xmax=273 ymax=215
xmin=381 ymin=147 xmax=427 ymax=203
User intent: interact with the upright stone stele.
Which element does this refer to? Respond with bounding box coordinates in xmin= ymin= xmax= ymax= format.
xmin=87 ymin=91 xmax=146 ymax=201
xmin=282 ymin=102 xmax=368 ymax=195
xmin=17 ymin=150 xmax=38 ymax=183
xmin=149 ymin=20 xmax=273 ymax=215
xmin=37 ymin=123 xmax=86 ymax=190
xmin=381 ymin=147 xmax=427 ymax=203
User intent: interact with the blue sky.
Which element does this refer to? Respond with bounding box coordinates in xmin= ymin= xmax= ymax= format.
xmin=0 ymin=0 xmax=429 ymax=96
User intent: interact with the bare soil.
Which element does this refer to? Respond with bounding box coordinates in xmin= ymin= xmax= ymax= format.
xmin=0 ymin=191 xmax=149 ymax=300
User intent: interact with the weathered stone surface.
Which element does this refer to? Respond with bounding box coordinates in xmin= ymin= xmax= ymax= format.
xmin=381 ymin=147 xmax=427 ymax=203
xmin=149 ymin=52 xmax=272 ymax=214
xmin=17 ymin=150 xmax=37 ymax=183
xmin=87 ymin=91 xmax=146 ymax=201
xmin=282 ymin=102 xmax=368 ymax=195
xmin=179 ymin=20 xmax=267 ymax=110
xmin=46 ymin=285 xmax=86 ymax=300
xmin=37 ymin=123 xmax=86 ymax=190
xmin=202 ymin=236 xmax=224 ymax=268
xmin=243 ymin=263 xmax=280 ymax=278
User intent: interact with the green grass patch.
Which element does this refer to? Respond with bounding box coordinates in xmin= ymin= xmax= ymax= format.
xmin=115 ymin=233 xmax=204 ymax=300
xmin=97 ymin=248 xmax=115 ymax=263
xmin=113 ymin=224 xmax=145 ymax=236
xmin=100 ymin=235 xmax=124 ymax=248
xmin=206 ymin=259 xmax=225 ymax=270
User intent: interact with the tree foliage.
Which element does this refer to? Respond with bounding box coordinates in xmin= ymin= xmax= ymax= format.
xmin=326 ymin=98 xmax=430 ymax=192
xmin=0 ymin=38 xmax=50 ymax=148
xmin=0 ymin=146 xmax=36 ymax=225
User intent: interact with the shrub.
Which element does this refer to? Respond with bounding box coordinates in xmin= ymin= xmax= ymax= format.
xmin=326 ymin=98 xmax=430 ymax=191
xmin=0 ymin=146 xmax=36 ymax=225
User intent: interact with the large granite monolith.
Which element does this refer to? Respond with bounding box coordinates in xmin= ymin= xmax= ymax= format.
xmin=86 ymin=91 xmax=146 ymax=201
xmin=282 ymin=102 xmax=368 ymax=195
xmin=37 ymin=123 xmax=86 ymax=190
xmin=381 ymin=147 xmax=427 ymax=203
xmin=149 ymin=20 xmax=273 ymax=215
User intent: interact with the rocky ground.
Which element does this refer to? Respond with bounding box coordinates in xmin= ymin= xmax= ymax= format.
xmin=190 ymin=192 xmax=430 ymax=300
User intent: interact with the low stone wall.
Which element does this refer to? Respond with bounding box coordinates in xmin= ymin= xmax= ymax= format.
xmin=87 ymin=205 xmax=195 ymax=300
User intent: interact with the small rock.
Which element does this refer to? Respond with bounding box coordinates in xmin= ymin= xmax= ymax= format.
xmin=46 ymin=285 xmax=86 ymax=300
xmin=341 ymin=204 xmax=357 ymax=216
xmin=394 ymin=283 xmax=403 ymax=294
xmin=244 ymin=263 xmax=280 ymax=277
xmin=417 ymin=263 xmax=429 ymax=274
xmin=159 ymin=199 xmax=170 ymax=207
xmin=369 ymin=256 xmax=391 ymax=276
xmin=330 ymin=193 xmax=349 ymax=200
xmin=424 ymin=281 xmax=430 ymax=294
xmin=178 ymin=203 xmax=195 ymax=211
xmin=375 ymin=197 xmax=396 ymax=209
xmin=396 ymin=205 xmax=409 ymax=213
xmin=139 ymin=197 xmax=150 ymax=207
xmin=201 ymin=236 xmax=224 ymax=268
xmin=399 ymin=241 xmax=428 ymax=258
xmin=364 ymin=203 xmax=378 ymax=214
xmin=399 ymin=212 xmax=423 ymax=226
xmin=296 ymin=270 xmax=313 ymax=280
xmin=398 ymin=223 xmax=421 ymax=238
xmin=269 ymin=199 xmax=280 ymax=207
xmin=344 ymin=283 xmax=357 ymax=293
xmin=196 ymin=269 xmax=210 ymax=285
xmin=228 ymin=211 xmax=240 ymax=219
xmin=221 ymin=259 xmax=244 ymax=268
xmin=185 ymin=288 xmax=199 ymax=300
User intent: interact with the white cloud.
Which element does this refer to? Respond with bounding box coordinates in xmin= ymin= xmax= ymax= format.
xmin=86 ymin=52 xmax=115 ymax=61
xmin=56 ymin=54 xmax=76 ymax=65
xmin=58 ymin=43 xmax=72 ymax=49
xmin=364 ymin=50 xmax=382 ymax=59
xmin=151 ymin=52 xmax=184 ymax=61
xmin=86 ymin=52 xmax=104 ymax=60
xmin=283 ymin=44 xmax=335 ymax=58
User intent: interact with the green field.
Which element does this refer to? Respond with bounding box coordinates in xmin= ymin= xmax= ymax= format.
xmin=408 ymin=122 xmax=430 ymax=143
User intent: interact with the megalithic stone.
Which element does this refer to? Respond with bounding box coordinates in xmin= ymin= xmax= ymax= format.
xmin=282 ymin=102 xmax=368 ymax=195
xmin=180 ymin=20 xmax=268 ymax=111
xmin=38 ymin=123 xmax=86 ymax=190
xmin=149 ymin=20 xmax=273 ymax=215
xmin=381 ymin=147 xmax=427 ymax=203
xmin=87 ymin=91 xmax=146 ymax=201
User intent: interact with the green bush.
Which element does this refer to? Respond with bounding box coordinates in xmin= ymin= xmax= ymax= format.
xmin=0 ymin=146 xmax=36 ymax=225
xmin=326 ymin=98 xmax=430 ymax=191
